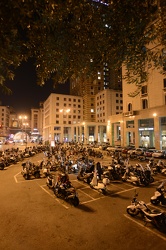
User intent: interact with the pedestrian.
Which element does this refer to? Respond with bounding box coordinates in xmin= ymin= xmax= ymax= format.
xmin=96 ymin=162 xmax=103 ymax=180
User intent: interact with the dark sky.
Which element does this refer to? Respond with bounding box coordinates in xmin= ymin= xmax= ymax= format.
xmin=0 ymin=60 xmax=70 ymax=115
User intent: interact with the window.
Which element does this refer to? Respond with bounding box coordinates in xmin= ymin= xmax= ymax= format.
xmin=128 ymin=103 xmax=132 ymax=111
xmin=164 ymin=79 xmax=166 ymax=88
xmin=56 ymin=97 xmax=59 ymax=100
xmin=54 ymin=127 xmax=60 ymax=130
xmin=141 ymin=85 xmax=147 ymax=95
xmin=142 ymin=99 xmax=148 ymax=109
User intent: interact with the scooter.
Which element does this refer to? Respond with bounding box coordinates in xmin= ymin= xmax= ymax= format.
xmin=90 ymin=169 xmax=110 ymax=195
xmin=77 ymin=166 xmax=93 ymax=184
xmin=46 ymin=174 xmax=56 ymax=189
xmin=53 ymin=173 xmax=79 ymax=207
xmin=150 ymin=180 xmax=166 ymax=205
xmin=127 ymin=191 xmax=166 ymax=233
xmin=122 ymin=165 xmax=140 ymax=186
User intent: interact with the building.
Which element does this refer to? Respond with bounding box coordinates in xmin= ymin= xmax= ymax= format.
xmin=70 ymin=64 xmax=122 ymax=122
xmin=41 ymin=88 xmax=123 ymax=144
xmin=108 ymin=63 xmax=166 ymax=150
xmin=42 ymin=93 xmax=83 ymax=144
xmin=0 ymin=106 xmax=10 ymax=142
xmin=31 ymin=102 xmax=44 ymax=142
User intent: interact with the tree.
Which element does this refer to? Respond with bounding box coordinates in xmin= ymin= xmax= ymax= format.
xmin=0 ymin=0 xmax=166 ymax=94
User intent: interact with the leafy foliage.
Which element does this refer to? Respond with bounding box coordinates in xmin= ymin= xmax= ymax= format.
xmin=0 ymin=0 xmax=166 ymax=92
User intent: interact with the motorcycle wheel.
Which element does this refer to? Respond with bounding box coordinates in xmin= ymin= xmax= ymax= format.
xmin=149 ymin=176 xmax=154 ymax=183
xmin=150 ymin=199 xmax=160 ymax=205
xmin=87 ymin=177 xmax=92 ymax=185
xmin=141 ymin=179 xmax=149 ymax=186
xmin=24 ymin=174 xmax=30 ymax=180
xmin=34 ymin=172 xmax=40 ymax=179
xmin=54 ymin=189 xmax=61 ymax=198
xmin=102 ymin=189 xmax=107 ymax=195
xmin=71 ymin=196 xmax=79 ymax=207
xmin=127 ymin=208 xmax=139 ymax=216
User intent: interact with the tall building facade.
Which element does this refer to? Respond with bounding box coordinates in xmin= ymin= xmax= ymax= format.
xmin=70 ymin=64 xmax=122 ymax=122
xmin=0 ymin=106 xmax=10 ymax=141
xmin=42 ymin=88 xmax=123 ymax=144
xmin=43 ymin=93 xmax=83 ymax=143
xmin=108 ymin=64 xmax=166 ymax=149
xmin=31 ymin=102 xmax=44 ymax=142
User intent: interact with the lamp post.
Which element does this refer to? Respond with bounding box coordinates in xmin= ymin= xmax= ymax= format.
xmin=19 ymin=115 xmax=28 ymax=146
xmin=23 ymin=122 xmax=29 ymax=147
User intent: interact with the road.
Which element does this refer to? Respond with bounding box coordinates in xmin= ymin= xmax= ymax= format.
xmin=0 ymin=150 xmax=166 ymax=250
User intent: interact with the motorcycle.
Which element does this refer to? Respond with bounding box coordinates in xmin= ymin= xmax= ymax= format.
xmin=21 ymin=161 xmax=40 ymax=180
xmin=103 ymin=164 xmax=124 ymax=181
xmin=122 ymin=164 xmax=150 ymax=186
xmin=77 ymin=166 xmax=94 ymax=184
xmin=127 ymin=191 xmax=166 ymax=233
xmin=46 ymin=174 xmax=56 ymax=189
xmin=153 ymin=160 xmax=166 ymax=174
xmin=150 ymin=180 xmax=166 ymax=205
xmin=90 ymin=169 xmax=110 ymax=194
xmin=53 ymin=173 xmax=79 ymax=207
xmin=0 ymin=158 xmax=5 ymax=170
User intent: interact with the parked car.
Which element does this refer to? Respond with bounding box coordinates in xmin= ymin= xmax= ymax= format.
xmin=106 ymin=146 xmax=122 ymax=152
xmin=128 ymin=148 xmax=145 ymax=156
xmin=144 ymin=149 xmax=156 ymax=157
xmin=152 ymin=150 xmax=166 ymax=158
xmin=99 ymin=143 xmax=110 ymax=150
xmin=121 ymin=146 xmax=135 ymax=154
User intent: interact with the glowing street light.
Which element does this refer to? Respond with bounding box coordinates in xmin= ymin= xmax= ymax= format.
xmin=19 ymin=115 xmax=28 ymax=146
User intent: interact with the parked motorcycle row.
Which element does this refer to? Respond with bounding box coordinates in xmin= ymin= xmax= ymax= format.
xmin=77 ymin=157 xmax=157 ymax=188
xmin=1 ymin=141 xmax=165 ymax=234
xmin=0 ymin=145 xmax=48 ymax=170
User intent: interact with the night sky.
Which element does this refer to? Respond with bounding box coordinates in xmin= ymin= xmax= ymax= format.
xmin=0 ymin=59 xmax=70 ymax=115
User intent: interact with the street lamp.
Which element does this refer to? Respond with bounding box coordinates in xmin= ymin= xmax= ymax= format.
xmin=23 ymin=122 xmax=29 ymax=147
xmin=19 ymin=115 xmax=28 ymax=146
